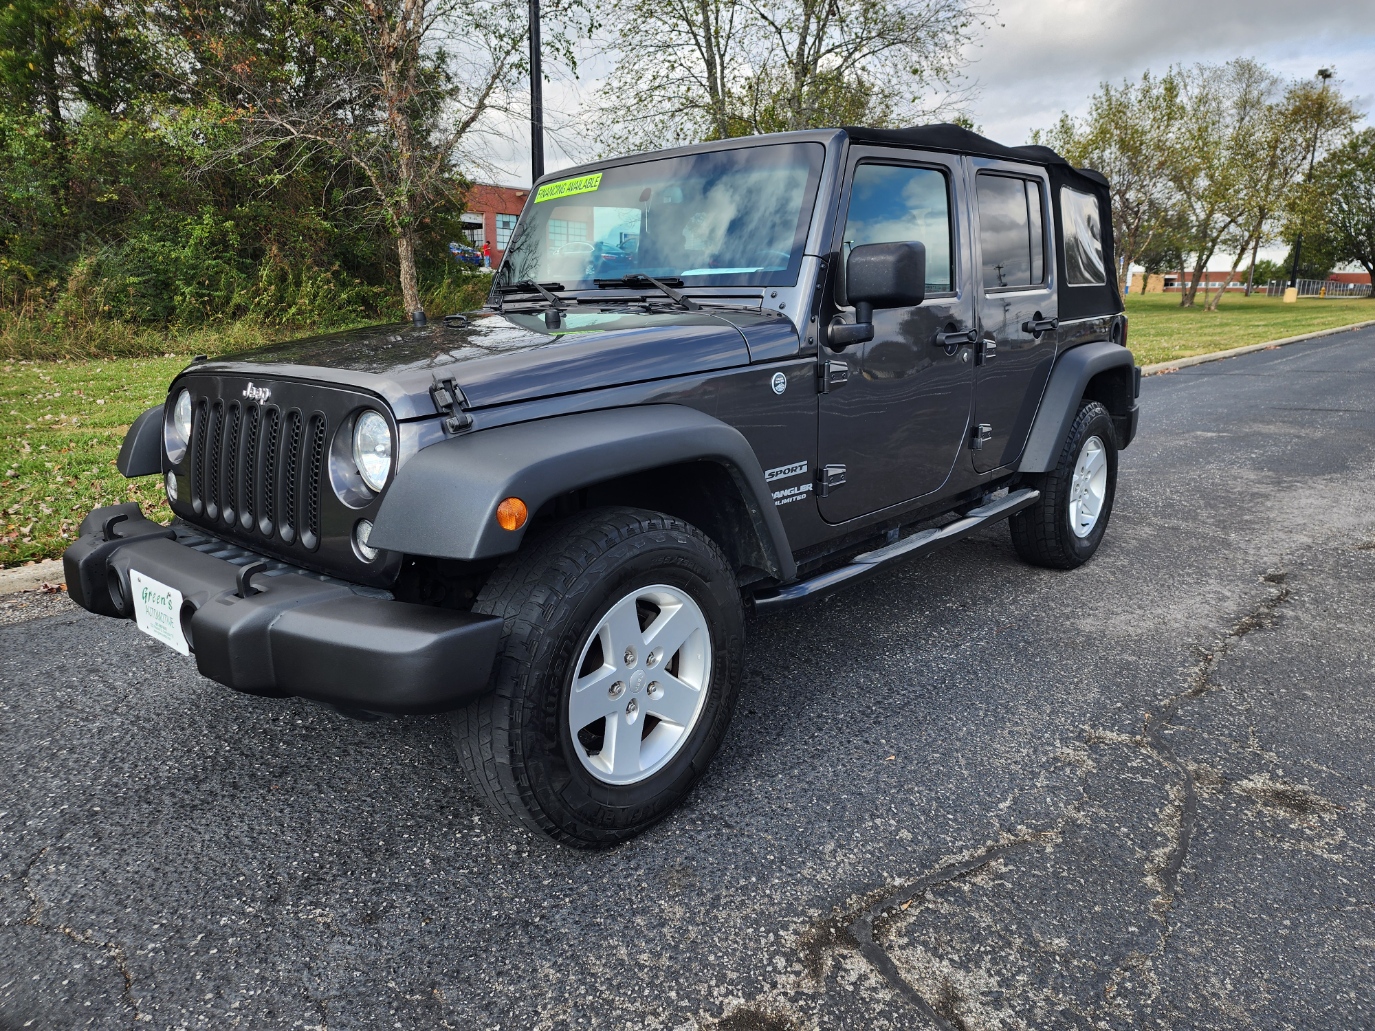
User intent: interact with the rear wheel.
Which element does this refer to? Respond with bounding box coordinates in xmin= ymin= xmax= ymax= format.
xmin=1010 ymin=400 xmax=1118 ymax=569
xmin=452 ymin=507 xmax=744 ymax=848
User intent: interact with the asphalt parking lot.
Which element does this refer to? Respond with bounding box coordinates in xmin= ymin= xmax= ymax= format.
xmin=4 ymin=327 xmax=1375 ymax=1030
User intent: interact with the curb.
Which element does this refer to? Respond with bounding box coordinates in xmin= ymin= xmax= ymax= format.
xmin=1140 ymin=318 xmax=1375 ymax=376
xmin=0 ymin=558 xmax=65 ymax=597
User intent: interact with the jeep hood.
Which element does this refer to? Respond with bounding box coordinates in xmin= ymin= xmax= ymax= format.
xmin=200 ymin=308 xmax=796 ymax=419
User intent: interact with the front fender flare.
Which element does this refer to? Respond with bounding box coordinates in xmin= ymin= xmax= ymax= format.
xmin=368 ymin=405 xmax=797 ymax=581
xmin=118 ymin=405 xmax=164 ymax=477
xmin=1019 ymin=341 xmax=1136 ymax=473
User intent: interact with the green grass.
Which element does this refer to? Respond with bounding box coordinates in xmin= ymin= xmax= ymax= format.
xmin=3 ymin=289 xmax=1372 ymax=568
xmin=0 ymin=357 xmax=185 ymax=567
xmin=1125 ymin=292 xmax=1375 ymax=366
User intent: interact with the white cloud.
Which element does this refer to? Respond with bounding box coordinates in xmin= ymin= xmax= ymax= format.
xmin=965 ymin=0 xmax=1374 ymax=145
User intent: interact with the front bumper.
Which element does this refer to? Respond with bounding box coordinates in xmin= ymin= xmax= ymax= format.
xmin=63 ymin=504 xmax=503 ymax=714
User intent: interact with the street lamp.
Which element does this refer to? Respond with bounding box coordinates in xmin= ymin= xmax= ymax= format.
xmin=1288 ymin=68 xmax=1334 ymax=290
xmin=529 ymin=0 xmax=545 ymax=183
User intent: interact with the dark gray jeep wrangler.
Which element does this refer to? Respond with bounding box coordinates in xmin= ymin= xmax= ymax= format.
xmin=64 ymin=124 xmax=1138 ymax=847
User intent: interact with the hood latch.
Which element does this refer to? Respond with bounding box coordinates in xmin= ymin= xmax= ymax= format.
xmin=430 ymin=377 xmax=473 ymax=434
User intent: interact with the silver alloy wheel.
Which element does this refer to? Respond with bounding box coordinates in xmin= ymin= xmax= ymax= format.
xmin=568 ymin=584 xmax=712 ymax=785
xmin=1069 ymin=434 xmax=1108 ymax=538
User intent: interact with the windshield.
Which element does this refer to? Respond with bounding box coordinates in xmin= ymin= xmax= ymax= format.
xmin=497 ymin=142 xmax=825 ymax=291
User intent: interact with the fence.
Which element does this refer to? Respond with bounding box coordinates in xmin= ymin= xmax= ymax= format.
xmin=1266 ymin=278 xmax=1372 ymax=298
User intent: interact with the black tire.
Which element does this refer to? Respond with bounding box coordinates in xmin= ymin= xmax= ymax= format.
xmin=451 ymin=507 xmax=745 ymax=848
xmin=1010 ymin=400 xmax=1118 ymax=569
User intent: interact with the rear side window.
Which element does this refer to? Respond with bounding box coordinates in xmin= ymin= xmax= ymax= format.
xmin=842 ymin=163 xmax=954 ymax=293
xmin=976 ymin=174 xmax=1045 ymax=290
xmin=1060 ymin=186 xmax=1107 ymax=286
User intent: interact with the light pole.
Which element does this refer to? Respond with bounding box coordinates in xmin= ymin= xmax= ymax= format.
xmin=1288 ymin=67 xmax=1334 ymax=289
xmin=529 ymin=0 xmax=545 ymax=184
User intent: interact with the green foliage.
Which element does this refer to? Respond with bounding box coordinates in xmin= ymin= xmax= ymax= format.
xmin=1305 ymin=128 xmax=1375 ymax=288
xmin=0 ymin=0 xmax=507 ymax=348
xmin=1250 ymin=258 xmax=1285 ymax=285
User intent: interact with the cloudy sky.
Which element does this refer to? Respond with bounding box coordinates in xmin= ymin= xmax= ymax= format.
xmin=478 ymin=0 xmax=1374 ymax=187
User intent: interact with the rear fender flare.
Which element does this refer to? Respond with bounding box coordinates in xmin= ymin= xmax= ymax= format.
xmin=368 ymin=405 xmax=797 ymax=581
xmin=1019 ymin=341 xmax=1136 ymax=473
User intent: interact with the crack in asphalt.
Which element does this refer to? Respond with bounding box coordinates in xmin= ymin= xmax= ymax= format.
xmin=18 ymin=844 xmax=146 ymax=1023
xmin=1141 ymin=571 xmax=1290 ymax=913
xmin=844 ymin=824 xmax=1069 ymax=1031
xmin=816 ymin=572 xmax=1297 ymax=1030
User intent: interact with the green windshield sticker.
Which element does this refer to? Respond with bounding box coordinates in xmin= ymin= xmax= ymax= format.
xmin=534 ymin=173 xmax=603 ymax=203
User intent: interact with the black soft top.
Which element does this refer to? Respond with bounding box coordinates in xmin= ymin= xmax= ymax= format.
xmin=843 ymin=124 xmax=1122 ymax=321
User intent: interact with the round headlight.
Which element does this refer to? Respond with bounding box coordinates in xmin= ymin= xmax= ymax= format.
xmin=352 ymin=410 xmax=392 ymax=492
xmin=164 ymin=389 xmax=192 ymax=464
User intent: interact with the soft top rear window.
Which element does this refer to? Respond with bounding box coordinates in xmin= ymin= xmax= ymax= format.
xmin=1061 ymin=186 xmax=1107 ymax=286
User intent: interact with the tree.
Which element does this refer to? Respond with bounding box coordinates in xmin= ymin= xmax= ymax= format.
xmin=1203 ymin=69 xmax=1356 ymax=309
xmin=1305 ymin=128 xmax=1375 ymax=297
xmin=187 ymin=0 xmax=574 ymax=315
xmin=1031 ymin=70 xmax=1181 ymax=294
xmin=594 ymin=0 xmax=990 ymax=153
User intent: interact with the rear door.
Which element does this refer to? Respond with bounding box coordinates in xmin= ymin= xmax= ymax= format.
xmin=817 ymin=150 xmax=976 ymax=523
xmin=970 ymin=161 xmax=1057 ymax=472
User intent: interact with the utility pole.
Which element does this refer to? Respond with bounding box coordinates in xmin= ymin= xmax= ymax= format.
xmin=529 ymin=0 xmax=545 ymax=184
xmin=1288 ymin=67 xmax=1333 ymax=289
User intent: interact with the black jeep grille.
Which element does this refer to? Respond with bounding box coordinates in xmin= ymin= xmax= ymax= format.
xmin=190 ymin=397 xmax=324 ymax=551
xmin=169 ymin=373 xmax=400 ymax=587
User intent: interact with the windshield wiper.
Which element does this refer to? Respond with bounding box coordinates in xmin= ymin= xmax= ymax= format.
xmin=500 ymin=280 xmax=569 ymax=327
xmin=595 ymin=274 xmax=700 ymax=312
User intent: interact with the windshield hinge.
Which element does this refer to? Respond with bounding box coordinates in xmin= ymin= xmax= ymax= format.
xmin=430 ymin=377 xmax=473 ymax=434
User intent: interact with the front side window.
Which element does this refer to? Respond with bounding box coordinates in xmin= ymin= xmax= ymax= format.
xmin=1061 ymin=185 xmax=1107 ymax=286
xmin=497 ymin=143 xmax=825 ymax=289
xmin=977 ymin=173 xmax=1045 ymax=290
xmin=841 ymin=163 xmax=953 ymax=293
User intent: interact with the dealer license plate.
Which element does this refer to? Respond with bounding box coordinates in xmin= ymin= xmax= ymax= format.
xmin=129 ymin=569 xmax=190 ymax=655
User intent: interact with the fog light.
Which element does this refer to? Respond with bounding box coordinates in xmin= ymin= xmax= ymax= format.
xmin=496 ymin=497 xmax=528 ymax=531
xmin=354 ymin=519 xmax=378 ymax=561
xmin=165 ymin=469 xmax=178 ymax=503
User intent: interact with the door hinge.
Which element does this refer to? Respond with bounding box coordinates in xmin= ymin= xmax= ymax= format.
xmin=817 ymin=464 xmax=847 ymax=496
xmin=817 ymin=360 xmax=849 ymax=393
xmin=976 ymin=338 xmax=997 ymax=365
xmin=970 ymin=423 xmax=992 ymax=450
xmin=430 ymin=376 xmax=473 ymax=433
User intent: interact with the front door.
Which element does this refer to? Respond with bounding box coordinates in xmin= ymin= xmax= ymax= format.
xmin=971 ymin=162 xmax=1058 ymax=472
xmin=817 ymin=151 xmax=976 ymax=523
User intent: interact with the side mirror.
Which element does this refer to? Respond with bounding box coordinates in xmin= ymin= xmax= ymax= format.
xmin=830 ymin=241 xmax=927 ymax=350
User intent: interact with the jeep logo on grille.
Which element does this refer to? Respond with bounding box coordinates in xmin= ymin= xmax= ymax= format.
xmin=243 ymin=383 xmax=271 ymax=403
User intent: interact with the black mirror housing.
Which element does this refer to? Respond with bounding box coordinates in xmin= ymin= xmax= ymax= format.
xmin=830 ymin=241 xmax=927 ymax=350
xmin=844 ymin=241 xmax=927 ymax=316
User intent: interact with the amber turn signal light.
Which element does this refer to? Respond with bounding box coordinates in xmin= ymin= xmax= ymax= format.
xmin=496 ymin=497 xmax=528 ymax=531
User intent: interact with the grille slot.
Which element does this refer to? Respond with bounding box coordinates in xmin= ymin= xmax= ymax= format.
xmin=259 ymin=407 xmax=280 ymax=536
xmin=300 ymin=415 xmax=326 ymax=550
xmin=205 ymin=401 xmax=224 ymax=521
xmin=240 ymin=404 xmax=259 ymax=531
xmin=280 ymin=410 xmax=302 ymax=545
xmin=222 ymin=402 xmax=241 ymax=527
xmin=190 ymin=399 xmax=208 ymax=516
xmin=181 ymin=391 xmax=327 ymax=555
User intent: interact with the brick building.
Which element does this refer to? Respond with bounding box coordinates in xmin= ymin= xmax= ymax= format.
xmin=457 ymin=183 xmax=530 ymax=267
xmin=1130 ymin=269 xmax=1372 ymax=294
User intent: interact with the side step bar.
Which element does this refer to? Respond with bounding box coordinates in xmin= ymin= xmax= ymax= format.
xmin=751 ymin=488 xmax=1040 ymax=614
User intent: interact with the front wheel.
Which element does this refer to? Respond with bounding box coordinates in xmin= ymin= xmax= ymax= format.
xmin=452 ymin=507 xmax=745 ymax=848
xmin=1010 ymin=400 xmax=1118 ymax=569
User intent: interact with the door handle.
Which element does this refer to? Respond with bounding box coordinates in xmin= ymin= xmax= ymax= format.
xmin=934 ymin=328 xmax=977 ymax=353
xmin=1021 ymin=314 xmax=1058 ymax=337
